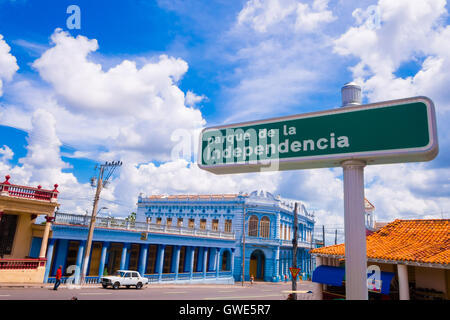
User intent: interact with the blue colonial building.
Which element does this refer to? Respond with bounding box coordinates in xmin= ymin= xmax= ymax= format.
xmin=29 ymin=190 xmax=315 ymax=284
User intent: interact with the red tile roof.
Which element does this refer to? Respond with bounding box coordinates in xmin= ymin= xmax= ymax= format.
xmin=311 ymin=219 xmax=450 ymax=265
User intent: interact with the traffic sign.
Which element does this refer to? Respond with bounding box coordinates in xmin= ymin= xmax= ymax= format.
xmin=289 ymin=267 xmax=300 ymax=280
xmin=140 ymin=232 xmax=148 ymax=240
xmin=198 ymin=97 xmax=438 ymax=174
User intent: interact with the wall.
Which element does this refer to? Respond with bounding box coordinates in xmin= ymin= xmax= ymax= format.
xmin=415 ymin=267 xmax=447 ymax=294
xmin=0 ymin=266 xmax=46 ymax=283
xmin=8 ymin=213 xmax=34 ymax=259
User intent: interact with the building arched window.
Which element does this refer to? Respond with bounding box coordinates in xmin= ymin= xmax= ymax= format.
xmin=260 ymin=216 xmax=270 ymax=238
xmin=248 ymin=215 xmax=258 ymax=237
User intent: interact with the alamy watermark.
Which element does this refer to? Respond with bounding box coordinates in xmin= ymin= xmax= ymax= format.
xmin=66 ymin=5 xmax=81 ymax=30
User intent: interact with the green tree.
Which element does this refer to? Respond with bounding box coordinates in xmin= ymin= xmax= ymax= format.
xmin=126 ymin=212 xmax=136 ymax=223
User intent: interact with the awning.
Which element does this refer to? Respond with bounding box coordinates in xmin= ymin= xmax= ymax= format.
xmin=312 ymin=266 xmax=396 ymax=295
xmin=312 ymin=266 xmax=345 ymax=286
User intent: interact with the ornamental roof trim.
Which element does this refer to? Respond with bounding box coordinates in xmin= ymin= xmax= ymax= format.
xmin=141 ymin=193 xmax=246 ymax=201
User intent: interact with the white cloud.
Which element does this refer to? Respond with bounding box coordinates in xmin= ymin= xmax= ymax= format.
xmin=25 ymin=29 xmax=205 ymax=162
xmin=365 ymin=163 xmax=450 ymax=220
xmin=113 ymin=160 xmax=280 ymax=203
xmin=220 ymin=0 xmax=342 ymax=123
xmin=238 ymin=0 xmax=299 ymax=32
xmin=0 ymin=145 xmax=13 ymax=162
xmin=295 ymin=0 xmax=336 ymax=32
xmin=1 ymin=1 xmax=449 ymax=233
xmin=238 ymin=0 xmax=335 ymax=33
xmin=0 ymin=29 xmax=282 ymax=216
xmin=19 ymin=109 xmax=69 ymax=173
xmin=0 ymin=35 xmax=19 ymax=96
xmin=332 ymin=0 xmax=450 ymax=224
xmin=185 ymin=90 xmax=207 ymax=107
xmin=334 ymin=0 xmax=450 ymax=104
xmin=0 ymin=109 xmax=93 ymax=214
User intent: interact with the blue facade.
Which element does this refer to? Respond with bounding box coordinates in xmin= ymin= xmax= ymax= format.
xmin=35 ymin=190 xmax=315 ymax=284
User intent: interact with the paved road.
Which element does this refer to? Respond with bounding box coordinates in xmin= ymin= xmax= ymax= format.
xmin=0 ymin=281 xmax=317 ymax=300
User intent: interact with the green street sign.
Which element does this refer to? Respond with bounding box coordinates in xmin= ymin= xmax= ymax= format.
xmin=198 ymin=97 xmax=438 ymax=174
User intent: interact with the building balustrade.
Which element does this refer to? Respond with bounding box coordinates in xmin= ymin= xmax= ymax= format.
xmin=193 ymin=272 xmax=204 ymax=279
xmin=280 ymin=239 xmax=312 ymax=247
xmin=54 ymin=212 xmax=235 ymax=240
xmin=0 ymin=175 xmax=58 ymax=202
xmin=0 ymin=258 xmax=47 ymax=270
xmin=245 ymin=236 xmax=311 ymax=248
xmin=47 ymin=270 xmax=234 ymax=284
xmin=245 ymin=236 xmax=280 ymax=246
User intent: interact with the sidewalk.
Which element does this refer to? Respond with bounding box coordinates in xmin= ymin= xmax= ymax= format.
xmin=0 ymin=280 xmax=313 ymax=289
xmin=0 ymin=282 xmax=100 ymax=289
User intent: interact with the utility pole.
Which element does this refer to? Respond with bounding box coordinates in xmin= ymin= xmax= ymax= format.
xmin=80 ymin=161 xmax=122 ymax=284
xmin=322 ymin=225 xmax=325 ymax=247
xmin=291 ymin=202 xmax=299 ymax=300
xmin=242 ymin=204 xmax=246 ymax=286
xmin=335 ymin=229 xmax=337 ymax=245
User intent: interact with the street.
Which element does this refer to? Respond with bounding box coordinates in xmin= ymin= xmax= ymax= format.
xmin=0 ymin=281 xmax=317 ymax=300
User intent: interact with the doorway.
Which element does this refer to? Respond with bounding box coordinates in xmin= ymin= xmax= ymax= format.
xmin=249 ymin=249 xmax=265 ymax=281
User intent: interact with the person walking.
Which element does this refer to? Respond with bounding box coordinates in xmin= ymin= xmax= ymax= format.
xmin=53 ymin=265 xmax=62 ymax=290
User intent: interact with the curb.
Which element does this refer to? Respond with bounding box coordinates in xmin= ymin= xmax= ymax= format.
xmin=0 ymin=284 xmax=99 ymax=289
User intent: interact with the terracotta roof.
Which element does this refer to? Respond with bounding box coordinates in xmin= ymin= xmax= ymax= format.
xmin=311 ymin=219 xmax=450 ymax=265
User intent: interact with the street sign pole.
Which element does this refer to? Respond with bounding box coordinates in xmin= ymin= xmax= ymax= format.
xmin=341 ymin=83 xmax=367 ymax=300
xmin=342 ymin=159 xmax=367 ymax=299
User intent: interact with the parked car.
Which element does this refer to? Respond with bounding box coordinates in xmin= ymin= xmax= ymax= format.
xmin=100 ymin=270 xmax=149 ymax=289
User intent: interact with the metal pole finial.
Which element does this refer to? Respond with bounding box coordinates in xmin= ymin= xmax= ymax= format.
xmin=341 ymin=82 xmax=362 ymax=107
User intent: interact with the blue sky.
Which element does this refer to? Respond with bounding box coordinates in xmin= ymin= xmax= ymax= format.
xmin=1 ymin=0 xmax=450 ymax=243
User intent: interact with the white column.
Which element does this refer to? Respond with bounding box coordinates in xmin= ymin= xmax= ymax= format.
xmin=314 ymin=256 xmax=323 ymax=300
xmin=342 ymin=159 xmax=368 ymax=300
xmin=397 ymin=264 xmax=410 ymax=300
xmin=322 ymin=257 xmax=328 ymax=291
xmin=39 ymin=214 xmax=54 ymax=258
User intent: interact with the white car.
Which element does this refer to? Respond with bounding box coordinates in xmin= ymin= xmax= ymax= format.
xmin=101 ymin=270 xmax=149 ymax=289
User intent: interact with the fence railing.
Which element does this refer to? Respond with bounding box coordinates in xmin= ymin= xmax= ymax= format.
xmin=0 ymin=175 xmax=58 ymax=202
xmin=54 ymin=212 xmax=235 ymax=240
xmin=46 ymin=271 xmax=234 ymax=284
xmin=47 ymin=276 xmax=99 ymax=284
xmin=192 ymin=272 xmax=204 ymax=279
xmin=144 ymin=274 xmax=159 ymax=283
xmin=218 ymin=271 xmax=232 ymax=278
xmin=0 ymin=258 xmax=46 ymax=270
